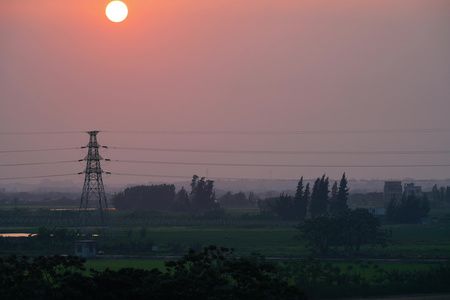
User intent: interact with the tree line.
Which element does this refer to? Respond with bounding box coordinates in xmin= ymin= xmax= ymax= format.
xmin=0 ymin=246 xmax=305 ymax=300
xmin=265 ymin=173 xmax=349 ymax=219
xmin=112 ymin=175 xmax=217 ymax=213
xmin=386 ymin=192 xmax=430 ymax=224
xmin=431 ymin=184 xmax=450 ymax=207
xmin=2 ymin=247 xmax=450 ymax=300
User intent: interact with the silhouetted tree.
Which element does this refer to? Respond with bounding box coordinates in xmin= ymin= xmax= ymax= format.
xmin=172 ymin=186 xmax=190 ymax=211
xmin=271 ymin=193 xmax=295 ymax=219
xmin=336 ymin=209 xmax=391 ymax=257
xmin=329 ymin=181 xmax=338 ymax=213
xmin=329 ymin=173 xmax=349 ymax=213
xmin=190 ymin=175 xmax=217 ymax=212
xmin=293 ymin=177 xmax=308 ymax=219
xmin=219 ymin=191 xmax=248 ymax=208
xmin=309 ymin=175 xmax=329 ymax=216
xmin=112 ymin=184 xmax=176 ymax=211
xmin=386 ymin=192 xmax=430 ymax=223
xmin=296 ymin=209 xmax=391 ymax=257
xmin=303 ymin=183 xmax=310 ymax=216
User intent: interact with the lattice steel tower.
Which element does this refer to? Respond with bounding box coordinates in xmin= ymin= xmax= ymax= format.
xmin=78 ymin=131 xmax=111 ymax=237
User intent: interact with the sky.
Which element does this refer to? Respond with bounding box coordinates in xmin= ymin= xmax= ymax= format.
xmin=1 ymin=0 xmax=450 ymax=187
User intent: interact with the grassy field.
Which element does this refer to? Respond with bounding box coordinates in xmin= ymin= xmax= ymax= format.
xmin=1 ymin=207 xmax=449 ymax=259
xmin=108 ymin=227 xmax=306 ymax=257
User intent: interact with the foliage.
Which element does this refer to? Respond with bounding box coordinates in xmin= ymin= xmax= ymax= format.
xmin=277 ymin=258 xmax=450 ymax=299
xmin=334 ymin=209 xmax=391 ymax=257
xmin=296 ymin=209 xmax=391 ymax=257
xmin=172 ymin=186 xmax=190 ymax=212
xmin=329 ymin=173 xmax=349 ymax=213
xmin=0 ymin=254 xmax=86 ymax=300
xmin=164 ymin=245 xmax=305 ymax=299
xmin=270 ymin=193 xmax=296 ymax=219
xmin=293 ymin=177 xmax=308 ymax=220
xmin=190 ymin=175 xmax=218 ymax=212
xmin=112 ymin=184 xmax=176 ymax=211
xmin=296 ymin=213 xmax=338 ymax=256
xmin=0 ymin=247 xmax=305 ymax=300
xmin=431 ymin=184 xmax=450 ymax=207
xmin=219 ymin=191 xmax=251 ymax=208
xmin=309 ymin=175 xmax=329 ymax=216
xmin=386 ymin=192 xmax=430 ymax=223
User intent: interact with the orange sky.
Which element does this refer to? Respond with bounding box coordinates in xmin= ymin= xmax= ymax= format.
xmin=1 ymin=0 xmax=450 ymax=185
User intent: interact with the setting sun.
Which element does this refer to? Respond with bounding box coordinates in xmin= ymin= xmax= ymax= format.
xmin=106 ymin=1 xmax=128 ymax=23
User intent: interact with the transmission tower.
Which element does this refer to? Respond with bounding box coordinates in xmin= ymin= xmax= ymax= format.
xmin=78 ymin=131 xmax=111 ymax=238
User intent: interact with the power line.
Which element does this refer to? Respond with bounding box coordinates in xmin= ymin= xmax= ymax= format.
xmin=0 ymin=147 xmax=80 ymax=154
xmin=1 ymin=128 xmax=449 ymax=136
xmin=103 ymin=128 xmax=450 ymax=135
xmin=107 ymin=146 xmax=450 ymax=156
xmin=0 ymin=131 xmax=84 ymax=135
xmin=108 ymin=173 xmax=450 ymax=182
xmin=0 ymin=173 xmax=79 ymax=181
xmin=110 ymin=172 xmax=302 ymax=181
xmin=108 ymin=159 xmax=450 ymax=168
xmin=0 ymin=160 xmax=79 ymax=167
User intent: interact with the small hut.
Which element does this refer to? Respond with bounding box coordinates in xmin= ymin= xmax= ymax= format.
xmin=75 ymin=240 xmax=97 ymax=258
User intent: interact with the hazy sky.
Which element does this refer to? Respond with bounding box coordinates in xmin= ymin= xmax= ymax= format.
xmin=1 ymin=0 xmax=450 ymax=186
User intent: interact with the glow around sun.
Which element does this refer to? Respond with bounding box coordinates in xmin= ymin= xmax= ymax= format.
xmin=106 ymin=1 xmax=128 ymax=23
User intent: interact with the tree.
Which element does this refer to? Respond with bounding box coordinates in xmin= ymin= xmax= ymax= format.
xmin=190 ymin=175 xmax=217 ymax=212
xmin=328 ymin=181 xmax=338 ymax=213
xmin=431 ymin=184 xmax=450 ymax=207
xmin=303 ymin=183 xmax=310 ymax=216
xmin=0 ymin=254 xmax=87 ymax=300
xmin=293 ymin=177 xmax=308 ymax=220
xmin=219 ymin=191 xmax=249 ymax=208
xmin=309 ymin=175 xmax=329 ymax=216
xmin=111 ymin=184 xmax=176 ymax=211
xmin=0 ymin=249 xmax=305 ymax=300
xmin=386 ymin=192 xmax=430 ymax=224
xmin=172 ymin=186 xmax=190 ymax=211
xmin=296 ymin=209 xmax=391 ymax=257
xmin=164 ymin=245 xmax=305 ymax=299
xmin=335 ymin=209 xmax=391 ymax=257
xmin=329 ymin=173 xmax=349 ymax=213
xmin=270 ymin=193 xmax=295 ymax=219
xmin=296 ymin=213 xmax=338 ymax=256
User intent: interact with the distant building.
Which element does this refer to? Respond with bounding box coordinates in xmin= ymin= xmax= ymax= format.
xmin=75 ymin=240 xmax=97 ymax=258
xmin=368 ymin=207 xmax=386 ymax=216
xmin=384 ymin=181 xmax=402 ymax=202
xmin=404 ymin=182 xmax=422 ymax=197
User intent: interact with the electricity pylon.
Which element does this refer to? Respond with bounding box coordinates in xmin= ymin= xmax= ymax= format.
xmin=78 ymin=131 xmax=112 ymax=238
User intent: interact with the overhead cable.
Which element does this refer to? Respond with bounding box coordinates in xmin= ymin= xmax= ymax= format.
xmin=0 ymin=173 xmax=79 ymax=180
xmin=0 ymin=160 xmax=79 ymax=167
xmin=103 ymin=128 xmax=450 ymax=135
xmin=0 ymin=147 xmax=80 ymax=154
xmin=107 ymin=146 xmax=450 ymax=156
xmin=107 ymin=159 xmax=450 ymax=168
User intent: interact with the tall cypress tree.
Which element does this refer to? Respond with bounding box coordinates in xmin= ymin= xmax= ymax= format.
xmin=293 ymin=177 xmax=304 ymax=218
xmin=303 ymin=182 xmax=310 ymax=218
xmin=336 ymin=173 xmax=349 ymax=212
xmin=329 ymin=181 xmax=338 ymax=213
xmin=310 ymin=174 xmax=329 ymax=216
xmin=330 ymin=173 xmax=349 ymax=213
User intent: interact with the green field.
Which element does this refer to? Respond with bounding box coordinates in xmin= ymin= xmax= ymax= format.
xmin=1 ymin=207 xmax=450 ymax=259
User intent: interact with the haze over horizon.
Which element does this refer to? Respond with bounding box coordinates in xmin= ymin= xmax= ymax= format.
xmin=1 ymin=0 xmax=450 ymax=186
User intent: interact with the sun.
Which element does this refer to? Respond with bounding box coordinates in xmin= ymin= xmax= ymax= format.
xmin=106 ymin=1 xmax=128 ymax=23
